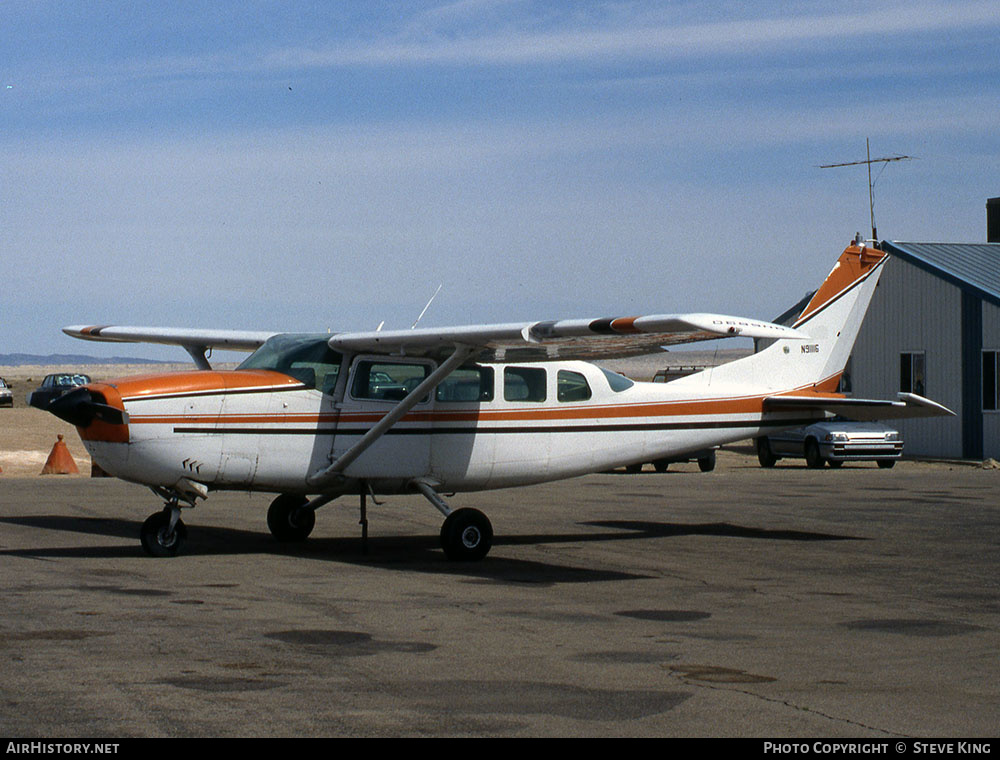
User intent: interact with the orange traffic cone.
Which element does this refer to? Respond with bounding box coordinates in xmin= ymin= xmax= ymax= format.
xmin=41 ymin=435 xmax=79 ymax=475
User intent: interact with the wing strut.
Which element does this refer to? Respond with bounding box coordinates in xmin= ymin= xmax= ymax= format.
xmin=184 ymin=345 xmax=212 ymax=370
xmin=306 ymin=345 xmax=476 ymax=489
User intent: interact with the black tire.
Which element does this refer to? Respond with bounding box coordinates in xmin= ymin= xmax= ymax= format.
xmin=698 ymin=451 xmax=716 ymax=472
xmin=805 ymin=439 xmax=825 ymax=469
xmin=652 ymin=459 xmax=669 ymax=473
xmin=756 ymin=438 xmax=778 ymax=468
xmin=828 ymin=459 xmax=844 ymax=468
xmin=440 ymin=508 xmax=493 ymax=561
xmin=625 ymin=463 xmax=644 ymax=474
xmin=877 ymin=459 xmax=896 ymax=469
xmin=267 ymin=493 xmax=315 ymax=542
xmin=140 ymin=510 xmax=188 ymax=557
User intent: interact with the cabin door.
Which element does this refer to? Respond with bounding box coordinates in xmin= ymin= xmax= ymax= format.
xmin=332 ymin=356 xmax=435 ymax=480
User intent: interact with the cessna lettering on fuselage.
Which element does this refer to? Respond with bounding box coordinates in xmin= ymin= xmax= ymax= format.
xmin=39 ymin=240 xmax=951 ymax=560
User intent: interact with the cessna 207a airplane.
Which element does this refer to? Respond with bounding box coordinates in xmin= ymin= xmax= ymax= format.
xmin=37 ymin=238 xmax=951 ymax=560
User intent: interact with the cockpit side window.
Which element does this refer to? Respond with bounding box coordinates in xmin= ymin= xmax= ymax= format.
xmin=351 ymin=361 xmax=430 ymax=401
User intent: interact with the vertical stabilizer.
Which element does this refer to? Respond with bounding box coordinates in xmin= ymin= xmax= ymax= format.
xmin=672 ymin=241 xmax=888 ymax=394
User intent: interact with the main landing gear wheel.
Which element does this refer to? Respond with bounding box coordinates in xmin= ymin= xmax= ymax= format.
xmin=440 ymin=508 xmax=493 ymax=562
xmin=140 ymin=510 xmax=188 ymax=557
xmin=267 ymin=494 xmax=316 ymax=542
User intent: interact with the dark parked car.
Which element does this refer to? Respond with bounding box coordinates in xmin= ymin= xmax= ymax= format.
xmin=756 ymin=420 xmax=902 ymax=469
xmin=27 ymin=373 xmax=92 ymax=410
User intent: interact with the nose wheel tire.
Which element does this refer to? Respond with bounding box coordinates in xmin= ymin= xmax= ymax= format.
xmin=440 ymin=508 xmax=493 ymax=561
xmin=140 ymin=510 xmax=188 ymax=557
xmin=267 ymin=494 xmax=316 ymax=542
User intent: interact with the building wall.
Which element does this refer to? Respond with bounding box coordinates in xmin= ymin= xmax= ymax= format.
xmin=983 ymin=299 xmax=1000 ymax=457
xmin=850 ymin=257 xmax=965 ymax=458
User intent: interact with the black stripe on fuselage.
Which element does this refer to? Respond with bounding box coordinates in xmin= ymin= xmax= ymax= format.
xmin=171 ymin=417 xmax=818 ymax=436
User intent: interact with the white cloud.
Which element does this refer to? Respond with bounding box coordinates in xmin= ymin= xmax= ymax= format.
xmin=260 ymin=1 xmax=1000 ymax=70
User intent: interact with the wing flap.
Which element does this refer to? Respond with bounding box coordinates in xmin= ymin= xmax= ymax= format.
xmin=328 ymin=313 xmax=807 ymax=361
xmin=764 ymin=392 xmax=954 ymax=421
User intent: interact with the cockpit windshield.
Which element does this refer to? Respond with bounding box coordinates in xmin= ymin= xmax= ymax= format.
xmin=238 ymin=334 xmax=343 ymax=394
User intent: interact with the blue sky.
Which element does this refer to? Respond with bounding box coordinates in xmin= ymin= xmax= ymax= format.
xmin=3 ymin=1 xmax=999 ymax=359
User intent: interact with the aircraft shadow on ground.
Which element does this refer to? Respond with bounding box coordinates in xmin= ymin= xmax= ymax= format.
xmin=0 ymin=514 xmax=862 ymax=585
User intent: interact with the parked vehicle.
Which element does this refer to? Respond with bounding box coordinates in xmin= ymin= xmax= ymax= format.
xmin=755 ymin=420 xmax=902 ymax=469
xmin=625 ymin=448 xmax=717 ymax=473
xmin=27 ymin=373 xmax=92 ymax=409
xmin=0 ymin=377 xmax=12 ymax=407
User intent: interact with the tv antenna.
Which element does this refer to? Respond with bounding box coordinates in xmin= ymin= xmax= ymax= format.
xmin=820 ymin=138 xmax=914 ymax=242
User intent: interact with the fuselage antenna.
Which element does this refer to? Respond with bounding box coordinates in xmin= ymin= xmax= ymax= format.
xmin=412 ymin=284 xmax=443 ymax=330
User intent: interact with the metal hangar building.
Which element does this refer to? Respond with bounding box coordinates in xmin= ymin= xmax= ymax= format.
xmin=848 ymin=197 xmax=1000 ymax=460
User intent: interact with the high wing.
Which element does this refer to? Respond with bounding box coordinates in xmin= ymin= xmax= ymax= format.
xmin=64 ymin=325 xmax=277 ymax=350
xmin=764 ymin=392 xmax=954 ymax=420
xmin=327 ymin=313 xmax=809 ymax=362
xmin=63 ymin=325 xmax=278 ymax=369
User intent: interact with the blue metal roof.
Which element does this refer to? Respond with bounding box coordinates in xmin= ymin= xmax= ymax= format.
xmin=881 ymin=241 xmax=1000 ymax=306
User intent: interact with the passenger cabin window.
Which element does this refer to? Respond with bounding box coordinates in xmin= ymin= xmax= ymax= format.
xmin=557 ymin=370 xmax=592 ymax=402
xmin=238 ymin=335 xmax=343 ymax=394
xmin=437 ymin=366 xmax=494 ymax=403
xmin=351 ymin=361 xmax=430 ymax=402
xmin=900 ymin=352 xmax=925 ymax=396
xmin=504 ymin=367 xmax=546 ymax=402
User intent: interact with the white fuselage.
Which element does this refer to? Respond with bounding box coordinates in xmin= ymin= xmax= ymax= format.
xmin=78 ymin=358 xmax=818 ymax=497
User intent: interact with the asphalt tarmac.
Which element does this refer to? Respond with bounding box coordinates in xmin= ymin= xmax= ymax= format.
xmin=1 ymin=452 xmax=997 ymax=738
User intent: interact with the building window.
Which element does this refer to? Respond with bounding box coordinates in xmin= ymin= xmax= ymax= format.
xmin=900 ymin=352 xmax=925 ymax=396
xmin=984 ymin=351 xmax=999 ymax=412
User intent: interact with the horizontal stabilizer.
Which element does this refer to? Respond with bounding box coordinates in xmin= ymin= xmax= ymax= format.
xmin=764 ymin=392 xmax=954 ymax=421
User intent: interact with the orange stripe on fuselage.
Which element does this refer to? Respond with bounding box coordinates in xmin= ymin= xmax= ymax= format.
xmin=114 ymin=371 xmax=845 ymax=428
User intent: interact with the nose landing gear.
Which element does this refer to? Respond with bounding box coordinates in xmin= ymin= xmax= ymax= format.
xmin=140 ymin=504 xmax=187 ymax=557
xmin=139 ymin=481 xmax=206 ymax=557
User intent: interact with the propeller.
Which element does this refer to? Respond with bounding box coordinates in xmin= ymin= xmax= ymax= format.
xmin=41 ymin=387 xmax=129 ymax=427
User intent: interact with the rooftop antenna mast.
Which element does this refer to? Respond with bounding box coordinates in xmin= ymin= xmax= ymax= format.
xmin=820 ymin=138 xmax=914 ymax=242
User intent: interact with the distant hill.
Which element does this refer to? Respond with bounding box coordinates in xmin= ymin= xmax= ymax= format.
xmin=0 ymin=353 xmax=173 ymax=366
